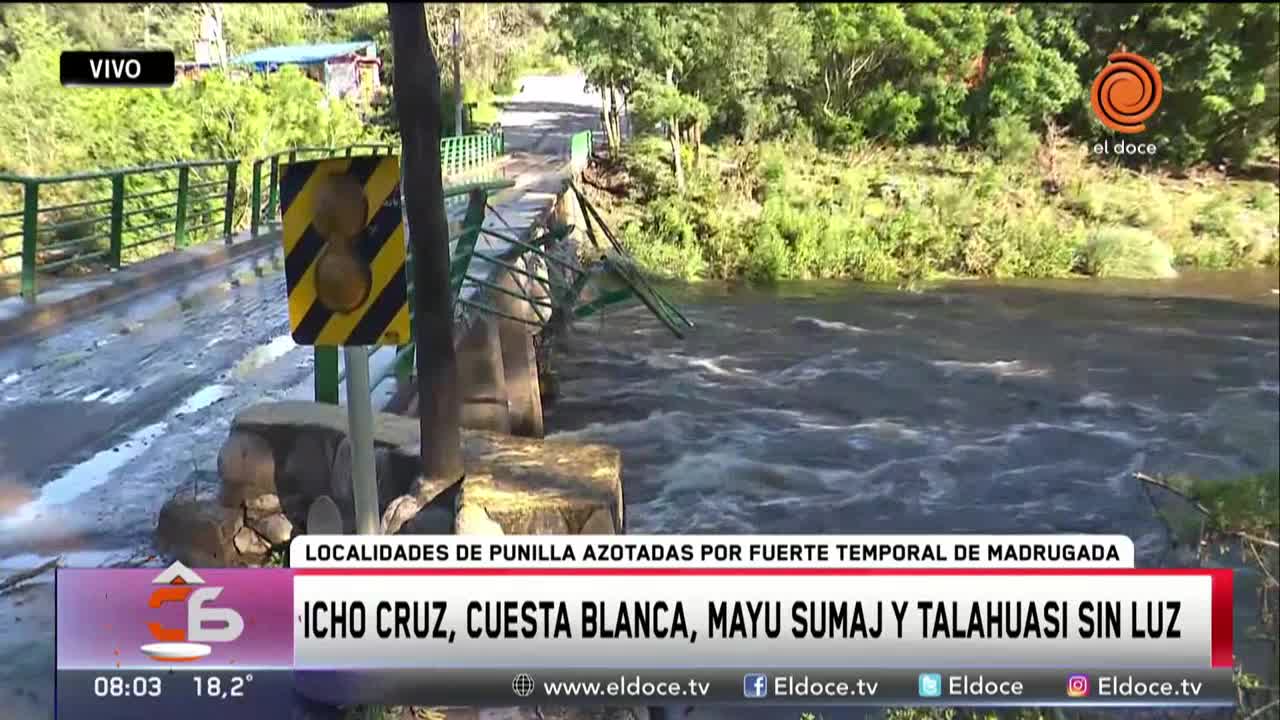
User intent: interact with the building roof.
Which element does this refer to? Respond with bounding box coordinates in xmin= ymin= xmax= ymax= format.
xmin=231 ymin=41 xmax=376 ymax=67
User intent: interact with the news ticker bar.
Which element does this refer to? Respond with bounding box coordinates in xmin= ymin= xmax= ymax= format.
xmin=57 ymin=668 xmax=1234 ymax=717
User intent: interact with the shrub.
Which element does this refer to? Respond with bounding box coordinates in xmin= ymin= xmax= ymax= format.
xmin=985 ymin=114 xmax=1039 ymax=166
xmin=1078 ymin=226 xmax=1177 ymax=279
xmin=619 ymin=221 xmax=707 ymax=281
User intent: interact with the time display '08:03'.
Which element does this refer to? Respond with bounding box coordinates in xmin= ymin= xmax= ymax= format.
xmin=93 ymin=676 xmax=162 ymax=697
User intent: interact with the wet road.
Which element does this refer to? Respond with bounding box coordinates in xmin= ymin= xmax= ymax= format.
xmin=0 ymin=72 xmax=602 ymax=720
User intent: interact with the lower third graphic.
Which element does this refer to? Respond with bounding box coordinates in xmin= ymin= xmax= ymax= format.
xmin=743 ymin=673 xmax=769 ymax=698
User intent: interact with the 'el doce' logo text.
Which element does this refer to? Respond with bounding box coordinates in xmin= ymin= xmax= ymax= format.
xmin=142 ymin=562 xmax=245 ymax=662
xmin=1091 ymin=52 xmax=1163 ymax=134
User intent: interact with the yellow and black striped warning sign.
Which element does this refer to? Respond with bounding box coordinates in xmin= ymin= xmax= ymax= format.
xmin=279 ymin=155 xmax=410 ymax=347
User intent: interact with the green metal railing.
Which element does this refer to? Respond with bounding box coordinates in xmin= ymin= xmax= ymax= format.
xmin=569 ymin=130 xmax=592 ymax=173
xmin=1 ymin=128 xmax=506 ymax=302
xmin=247 ymin=129 xmax=504 ymax=239
xmin=0 ymin=160 xmax=239 ymax=300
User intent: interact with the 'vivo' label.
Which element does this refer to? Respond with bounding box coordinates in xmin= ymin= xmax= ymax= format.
xmin=60 ymin=51 xmax=176 ymax=88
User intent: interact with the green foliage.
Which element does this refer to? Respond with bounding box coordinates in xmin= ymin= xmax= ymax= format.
xmin=985 ymin=114 xmax=1038 ymax=165
xmin=556 ymin=3 xmax=1279 ymax=168
xmin=1188 ymin=471 xmax=1280 ymax=538
xmin=1078 ymin=226 xmax=1177 ymax=279
xmin=607 ymin=137 xmax=1276 ymax=285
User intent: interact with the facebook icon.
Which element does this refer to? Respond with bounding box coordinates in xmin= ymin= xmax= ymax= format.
xmin=743 ymin=673 xmax=769 ymax=699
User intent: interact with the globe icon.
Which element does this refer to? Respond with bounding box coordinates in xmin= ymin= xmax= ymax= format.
xmin=511 ymin=673 xmax=535 ymax=698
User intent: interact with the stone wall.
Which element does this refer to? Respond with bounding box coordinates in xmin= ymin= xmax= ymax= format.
xmin=156 ymin=400 xmax=623 ymax=567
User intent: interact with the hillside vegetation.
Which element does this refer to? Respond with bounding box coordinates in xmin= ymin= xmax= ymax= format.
xmin=559 ymin=3 xmax=1279 ymax=282
xmin=0 ymin=3 xmax=561 ymax=273
xmin=590 ymin=136 xmax=1279 ymax=284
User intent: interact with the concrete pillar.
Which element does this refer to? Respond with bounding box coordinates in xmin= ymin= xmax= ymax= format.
xmin=455 ymin=316 xmax=511 ymax=433
xmin=496 ymin=267 xmax=544 ymax=438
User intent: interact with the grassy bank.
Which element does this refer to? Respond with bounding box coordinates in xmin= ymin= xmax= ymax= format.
xmin=591 ymin=137 xmax=1280 ymax=285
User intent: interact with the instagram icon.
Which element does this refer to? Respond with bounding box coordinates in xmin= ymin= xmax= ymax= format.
xmin=1067 ymin=674 xmax=1090 ymax=698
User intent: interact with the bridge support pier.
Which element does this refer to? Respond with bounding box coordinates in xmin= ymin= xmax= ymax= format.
xmin=496 ymin=267 xmax=545 ymax=438
xmin=456 ymin=316 xmax=512 ymax=434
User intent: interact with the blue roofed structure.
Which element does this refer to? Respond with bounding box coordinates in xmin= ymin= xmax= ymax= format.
xmin=227 ymin=41 xmax=382 ymax=106
xmin=231 ymin=41 xmax=377 ymax=70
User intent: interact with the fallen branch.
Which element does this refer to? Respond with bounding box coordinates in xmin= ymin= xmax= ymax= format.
xmin=1239 ymin=532 xmax=1280 ymax=550
xmin=1134 ymin=472 xmax=1211 ymax=516
xmin=583 ymin=174 xmax=629 ymax=199
xmin=0 ymin=556 xmax=61 ymax=593
xmin=1243 ymin=698 xmax=1280 ymax=720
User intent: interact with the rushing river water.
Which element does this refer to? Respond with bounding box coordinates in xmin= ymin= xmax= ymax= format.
xmin=545 ymin=269 xmax=1278 ymax=720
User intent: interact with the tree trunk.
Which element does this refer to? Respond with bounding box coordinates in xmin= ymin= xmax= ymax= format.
xmin=387 ymin=2 xmax=464 ymax=485
xmin=599 ymin=89 xmax=611 ymax=151
xmin=607 ymin=86 xmax=622 ymax=155
xmin=692 ymin=117 xmax=703 ymax=169
xmin=622 ymin=91 xmax=631 ymax=142
xmin=668 ymin=117 xmax=685 ymax=192
xmin=665 ymin=66 xmax=685 ymax=191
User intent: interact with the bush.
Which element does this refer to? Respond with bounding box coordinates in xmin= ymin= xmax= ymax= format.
xmin=1078 ymin=226 xmax=1177 ymax=279
xmin=985 ymin=115 xmax=1039 ymax=165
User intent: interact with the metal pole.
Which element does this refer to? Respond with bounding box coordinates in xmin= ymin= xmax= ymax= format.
xmin=342 ymin=346 xmax=381 ymax=535
xmin=452 ymin=14 xmax=463 ymax=137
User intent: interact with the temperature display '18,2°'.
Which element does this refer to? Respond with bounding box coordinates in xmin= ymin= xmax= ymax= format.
xmin=193 ymin=674 xmax=254 ymax=699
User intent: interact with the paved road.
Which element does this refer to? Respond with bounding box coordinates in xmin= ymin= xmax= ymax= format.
xmin=0 ymin=72 xmax=600 ymax=720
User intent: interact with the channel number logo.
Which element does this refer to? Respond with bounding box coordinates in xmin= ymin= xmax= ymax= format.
xmin=142 ymin=562 xmax=245 ymax=662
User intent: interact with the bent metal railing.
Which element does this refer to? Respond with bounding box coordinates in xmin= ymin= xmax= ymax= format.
xmin=0 ymin=127 xmax=505 ymax=302
xmin=312 ymin=174 xmax=696 ymax=409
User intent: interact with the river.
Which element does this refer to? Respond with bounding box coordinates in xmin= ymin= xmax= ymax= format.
xmin=545 ymin=268 xmax=1278 ymax=720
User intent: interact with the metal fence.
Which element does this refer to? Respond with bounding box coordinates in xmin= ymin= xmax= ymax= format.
xmin=0 ymin=159 xmax=238 ymax=300
xmin=1 ymin=128 xmax=506 ymax=301
xmin=569 ymin=130 xmax=593 ymax=173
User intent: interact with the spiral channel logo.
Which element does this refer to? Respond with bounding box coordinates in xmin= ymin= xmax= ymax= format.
xmin=1091 ymin=52 xmax=1163 ymax=134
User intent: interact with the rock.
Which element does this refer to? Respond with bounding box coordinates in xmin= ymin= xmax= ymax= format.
xmin=305 ymin=495 xmax=344 ymax=535
xmin=155 ymin=495 xmax=244 ymax=568
xmin=233 ymin=525 xmax=271 ymax=558
xmin=331 ymin=441 xmax=396 ymax=505
xmin=249 ymin=512 xmax=294 ymax=545
xmin=229 ymin=402 xmax=624 ymax=536
xmin=245 ymin=493 xmax=282 ymax=519
xmin=282 ymin=432 xmax=336 ymax=501
xmin=455 ymin=503 xmax=504 ymax=536
xmin=397 ymin=503 xmax=455 ymax=534
xmin=218 ymin=431 xmax=276 ymax=508
xmin=457 ymin=432 xmax=622 ymax=535
xmin=578 ymin=508 xmax=618 ymax=535
xmin=381 ymin=495 xmax=421 ymax=535
xmin=280 ymin=493 xmax=310 ymax=528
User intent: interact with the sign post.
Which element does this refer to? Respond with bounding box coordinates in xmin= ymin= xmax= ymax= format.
xmin=342 ymin=347 xmax=380 ymax=534
xmin=278 ymin=155 xmax=411 ymax=535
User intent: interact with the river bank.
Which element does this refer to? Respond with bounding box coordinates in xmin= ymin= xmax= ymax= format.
xmin=585 ymin=139 xmax=1279 ymax=286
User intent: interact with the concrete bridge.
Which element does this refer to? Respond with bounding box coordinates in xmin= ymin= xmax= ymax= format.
xmin=0 ymin=72 xmax=686 ymax=720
